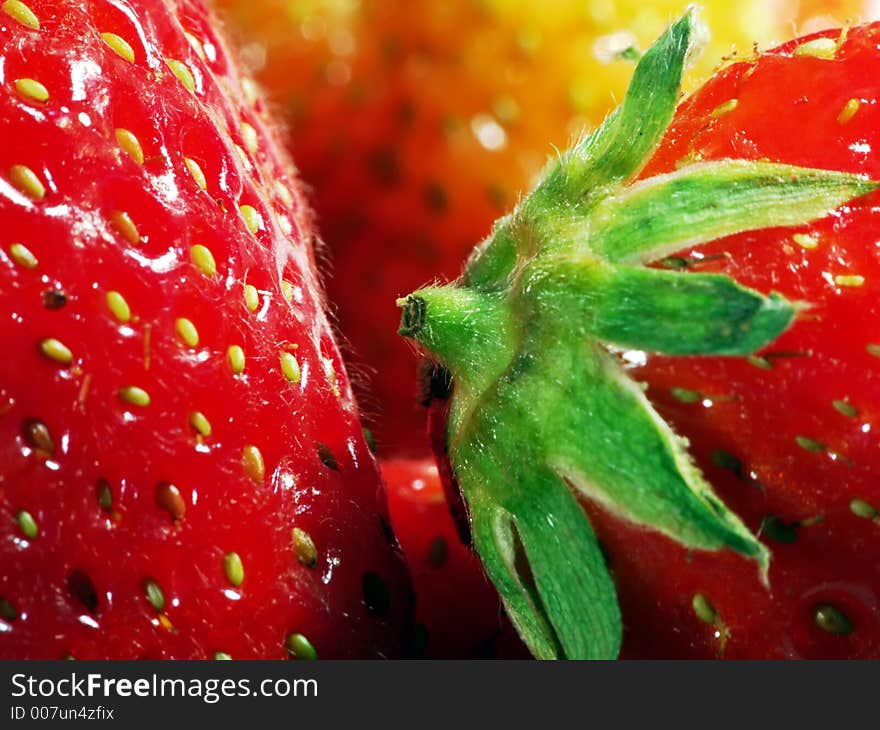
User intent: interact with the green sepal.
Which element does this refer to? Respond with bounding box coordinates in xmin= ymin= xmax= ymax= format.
xmin=462 ymin=461 xmax=621 ymax=660
xmin=545 ymin=342 xmax=768 ymax=570
xmin=594 ymin=269 xmax=796 ymax=355
xmin=588 ymin=160 xmax=878 ymax=264
xmin=524 ymin=258 xmax=798 ymax=355
xmin=534 ymin=5 xmax=704 ymax=209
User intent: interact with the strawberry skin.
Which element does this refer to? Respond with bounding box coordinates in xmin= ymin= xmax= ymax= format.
xmin=0 ymin=0 xmax=410 ymax=659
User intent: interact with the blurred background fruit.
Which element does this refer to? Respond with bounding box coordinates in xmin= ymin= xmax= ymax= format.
xmin=215 ymin=0 xmax=872 ymax=455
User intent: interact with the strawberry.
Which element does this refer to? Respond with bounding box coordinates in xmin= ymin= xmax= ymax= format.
xmin=382 ymin=457 xmax=527 ymax=657
xmin=216 ymin=0 xmax=867 ymax=455
xmin=401 ymin=11 xmax=880 ymax=659
xmin=0 ymin=0 xmax=410 ymax=659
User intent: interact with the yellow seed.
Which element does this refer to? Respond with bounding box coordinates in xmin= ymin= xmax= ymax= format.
xmin=189 ymin=411 xmax=211 ymax=437
xmin=692 ymin=593 xmax=717 ymax=625
xmin=166 ymin=58 xmax=195 ymax=93
xmin=16 ymin=510 xmax=38 ymax=539
xmin=106 ymin=291 xmax=131 ymax=323
xmin=109 ymin=210 xmax=140 ymax=245
xmin=119 ymin=386 xmax=150 ymax=407
xmin=837 ymin=98 xmax=860 ymax=125
xmin=796 ymin=435 xmax=824 ymax=453
xmin=9 ymin=164 xmax=45 ymax=200
xmin=834 ymin=274 xmax=865 ymax=288
xmin=155 ymin=482 xmax=186 ymax=522
xmin=792 ymin=233 xmax=819 ymax=250
xmin=285 ymin=632 xmax=317 ymax=660
xmin=850 ymin=498 xmax=878 ymax=520
xmin=280 ymin=351 xmax=301 ymax=383
xmin=833 ymin=399 xmax=858 ymax=418
xmin=39 ymin=338 xmax=73 ymax=365
xmin=710 ymin=99 xmax=738 ymax=117
xmin=184 ymin=157 xmax=207 ymax=191
xmin=242 ymin=445 xmax=265 ymax=484
xmin=223 ymin=552 xmax=244 ymax=587
xmin=281 ymin=279 xmax=294 ymax=302
xmin=8 ymin=242 xmax=37 ymax=269
xmin=14 ymin=78 xmax=48 ymax=103
xmin=274 ymin=181 xmax=293 ymax=208
xmin=2 ymin=0 xmax=39 ymax=29
xmin=291 ymin=527 xmax=317 ymax=567
xmin=227 ymin=345 xmax=245 ymax=375
xmin=115 ymin=128 xmax=144 ymax=165
xmin=190 ymin=244 xmax=216 ymax=277
xmin=240 ymin=122 xmax=258 ymax=155
xmin=793 ymin=37 xmax=837 ymax=60
xmin=144 ymin=579 xmax=165 ymax=611
xmin=175 ymin=317 xmax=199 ymax=348
xmin=241 ymin=77 xmax=259 ymax=107
xmin=101 ymin=32 xmax=135 ymax=63
xmin=244 ymin=284 xmax=259 ymax=312
xmin=239 ymin=204 xmax=260 ymax=234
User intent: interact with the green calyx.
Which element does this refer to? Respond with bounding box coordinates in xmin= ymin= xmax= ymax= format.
xmin=398 ymin=7 xmax=877 ymax=660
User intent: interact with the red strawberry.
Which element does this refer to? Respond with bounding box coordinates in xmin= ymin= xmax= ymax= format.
xmin=402 ymin=11 xmax=880 ymax=659
xmin=382 ymin=457 xmax=527 ymax=657
xmin=0 ymin=0 xmax=410 ymax=659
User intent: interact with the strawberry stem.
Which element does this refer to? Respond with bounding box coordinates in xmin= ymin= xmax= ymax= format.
xmin=398 ymin=288 xmax=513 ymax=399
xmin=398 ymin=8 xmax=878 ymax=659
